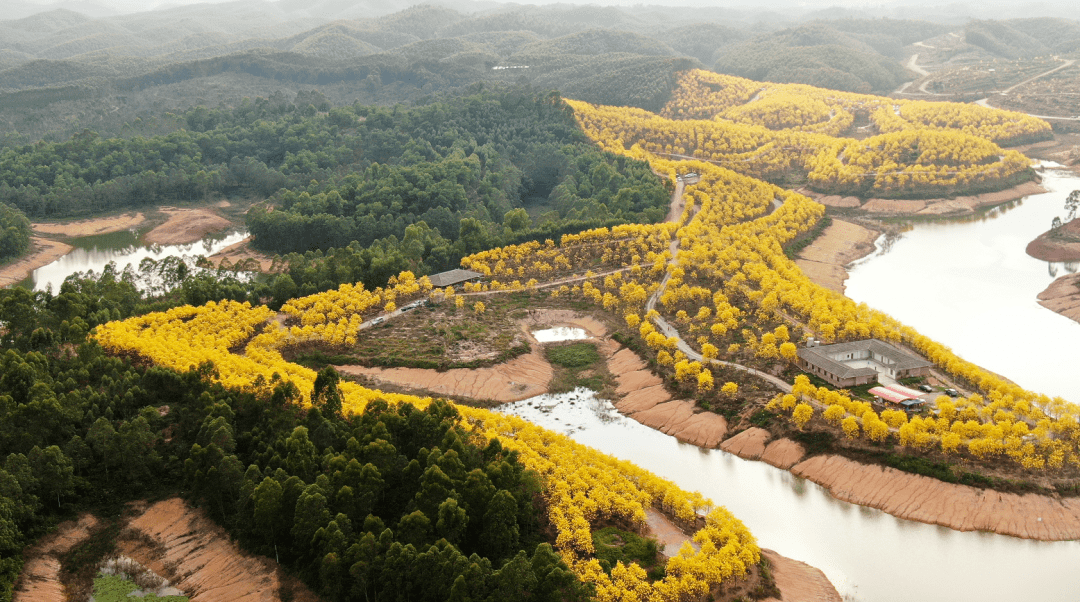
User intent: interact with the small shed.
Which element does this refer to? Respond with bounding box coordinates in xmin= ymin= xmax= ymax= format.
xmin=428 ymin=269 xmax=483 ymax=288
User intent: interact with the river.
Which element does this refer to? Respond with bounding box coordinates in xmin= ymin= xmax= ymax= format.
xmin=21 ymin=228 xmax=249 ymax=292
xmin=845 ymin=168 xmax=1080 ymax=403
xmin=500 ymin=389 xmax=1080 ymax=602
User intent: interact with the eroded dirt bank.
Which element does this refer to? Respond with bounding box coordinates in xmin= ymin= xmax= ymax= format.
xmin=760 ymin=549 xmax=842 ymax=602
xmin=122 ymin=498 xmax=317 ymax=602
xmin=207 ymin=236 xmax=277 ymax=272
xmin=607 ymin=346 xmax=728 ymax=447
xmin=794 ymin=219 xmax=879 ymax=294
xmin=1037 ymin=272 xmax=1080 ymax=324
xmin=144 ymin=208 xmax=232 ymax=245
xmin=338 ymin=350 xmax=555 ymax=402
xmin=1027 ymin=218 xmax=1080 ymax=262
xmin=0 ymin=237 xmax=72 ymax=288
xmin=789 ymin=454 xmax=1080 ymax=541
xmin=797 ymin=180 xmax=1047 ymax=216
xmin=13 ymin=514 xmax=98 ymax=602
xmin=32 ymin=212 xmax=145 ymax=237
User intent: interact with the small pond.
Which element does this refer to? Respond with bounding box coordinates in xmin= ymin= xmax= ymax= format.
xmin=22 ymin=229 xmax=249 ymax=292
xmin=532 ymin=326 xmax=590 ymax=343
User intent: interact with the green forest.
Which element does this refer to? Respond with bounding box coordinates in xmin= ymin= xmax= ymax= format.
xmin=0 ymin=269 xmax=588 ymax=601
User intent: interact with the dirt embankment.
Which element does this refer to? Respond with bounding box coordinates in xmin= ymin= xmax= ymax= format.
xmin=760 ymin=549 xmax=842 ymax=602
xmin=644 ymin=508 xmax=841 ymax=601
xmin=32 ymin=212 xmax=145 ymax=237
xmin=13 ymin=514 xmax=98 ymax=602
xmin=120 ymin=498 xmax=317 ymax=602
xmin=794 ymin=219 xmax=879 ymax=295
xmin=1037 ymin=272 xmax=1080 ymax=324
xmin=719 ymin=427 xmax=807 ymax=470
xmin=0 ymin=237 xmax=72 ymax=288
xmin=207 ymin=236 xmax=278 ymax=272
xmin=797 ymin=180 xmax=1047 ymax=217
xmin=607 ymin=347 xmax=728 ymax=448
xmin=1027 ymin=218 xmax=1080 ymax=262
xmin=789 ymin=455 xmax=1080 ymax=541
xmin=339 ymin=351 xmax=555 ymax=402
xmin=144 ymin=208 xmax=232 ymax=245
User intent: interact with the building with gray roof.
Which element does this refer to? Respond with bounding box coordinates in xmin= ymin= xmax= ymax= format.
xmin=428 ymin=269 xmax=483 ymax=288
xmin=796 ymin=339 xmax=932 ymax=388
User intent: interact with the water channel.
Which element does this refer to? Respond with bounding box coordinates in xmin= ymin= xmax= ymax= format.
xmin=500 ymin=389 xmax=1080 ymax=602
xmin=20 ymin=228 xmax=249 ymax=292
xmin=845 ymin=168 xmax=1080 ymax=403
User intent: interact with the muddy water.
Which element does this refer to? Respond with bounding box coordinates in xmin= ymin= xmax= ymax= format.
xmin=846 ymin=169 xmax=1080 ymax=402
xmin=500 ymin=389 xmax=1080 ymax=602
xmin=22 ymin=228 xmax=248 ymax=291
xmin=532 ymin=327 xmax=590 ymax=342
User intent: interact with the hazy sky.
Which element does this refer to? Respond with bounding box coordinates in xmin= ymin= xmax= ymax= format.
xmin=2 ymin=0 xmax=1077 ymax=23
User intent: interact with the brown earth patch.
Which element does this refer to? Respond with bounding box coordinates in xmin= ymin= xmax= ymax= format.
xmin=791 ymin=454 xmax=1080 ymax=540
xmin=631 ymin=400 xmax=728 ymax=448
xmin=338 ymin=349 xmax=554 ymax=402
xmin=521 ymin=308 xmax=609 ymax=338
xmin=1027 ymin=218 xmax=1080 ymax=262
xmin=645 ymin=508 xmax=698 ymax=557
xmin=207 ymin=236 xmax=278 ymax=272
xmin=32 ymin=213 xmax=145 ymax=237
xmin=13 ymin=514 xmax=98 ymax=602
xmin=605 ymin=345 xmax=726 ymax=446
xmin=862 ymin=198 xmax=927 ymax=213
xmin=0 ymin=237 xmax=73 ymax=288
xmin=122 ymin=497 xmax=318 ymax=602
xmin=1037 ymin=272 xmax=1080 ymax=324
xmin=760 ymin=549 xmax=842 ymax=602
xmin=719 ymin=427 xmax=772 ymax=460
xmin=794 ymin=219 xmax=879 ymax=294
xmin=760 ymin=438 xmax=806 ymax=469
xmin=144 ymin=208 xmax=232 ymax=245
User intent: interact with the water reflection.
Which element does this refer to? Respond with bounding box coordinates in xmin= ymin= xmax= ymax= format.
xmin=23 ymin=229 xmax=249 ymax=292
xmin=532 ymin=326 xmax=589 ymax=342
xmin=846 ymin=170 xmax=1080 ymax=402
xmin=500 ymin=388 xmax=1080 ymax=602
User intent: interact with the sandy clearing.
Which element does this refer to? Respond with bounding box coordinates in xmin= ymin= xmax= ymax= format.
xmin=13 ymin=514 xmax=98 ymax=602
xmin=0 ymin=237 xmax=73 ymax=288
xmin=144 ymin=208 xmax=232 ymax=245
xmin=32 ymin=212 xmax=145 ymax=237
xmin=760 ymin=549 xmax=842 ymax=602
xmin=794 ymin=219 xmax=879 ymax=294
xmin=790 ymin=454 xmax=1080 ymax=540
xmin=122 ymin=497 xmax=317 ymax=602
xmin=339 ymin=350 xmax=555 ymax=402
xmin=207 ymin=236 xmax=278 ymax=272
xmin=1037 ymin=272 xmax=1080 ymax=324
xmin=645 ymin=508 xmax=699 ymax=557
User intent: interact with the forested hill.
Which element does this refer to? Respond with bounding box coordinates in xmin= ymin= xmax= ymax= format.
xmin=3 ymin=2 xmax=1077 ymax=145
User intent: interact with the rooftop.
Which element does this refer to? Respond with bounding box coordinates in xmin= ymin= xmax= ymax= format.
xmin=797 ymin=339 xmax=931 ymax=379
xmin=428 ymin=268 xmax=483 ymax=288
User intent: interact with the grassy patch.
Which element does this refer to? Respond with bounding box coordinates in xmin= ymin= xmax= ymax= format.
xmin=546 ymin=342 xmax=601 ymax=369
xmin=545 ymin=342 xmax=611 ymax=394
xmin=790 ymin=430 xmax=835 ymax=456
xmin=591 ymin=527 xmax=665 ymax=581
xmin=749 ymin=409 xmax=777 ymax=428
xmin=92 ymin=574 xmax=188 ymax=602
